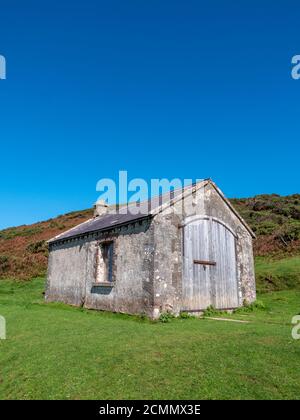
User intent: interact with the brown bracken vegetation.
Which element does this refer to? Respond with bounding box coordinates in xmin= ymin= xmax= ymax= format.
xmin=231 ymin=194 xmax=300 ymax=257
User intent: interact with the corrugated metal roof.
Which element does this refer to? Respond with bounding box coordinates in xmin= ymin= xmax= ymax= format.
xmin=48 ymin=182 xmax=201 ymax=243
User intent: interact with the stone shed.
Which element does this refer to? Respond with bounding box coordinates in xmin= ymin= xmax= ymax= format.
xmin=46 ymin=180 xmax=256 ymax=318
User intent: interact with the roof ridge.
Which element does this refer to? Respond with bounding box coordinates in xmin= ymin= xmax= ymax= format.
xmin=122 ymin=180 xmax=204 ymax=210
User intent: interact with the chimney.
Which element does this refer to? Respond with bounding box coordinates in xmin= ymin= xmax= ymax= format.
xmin=94 ymin=199 xmax=109 ymax=217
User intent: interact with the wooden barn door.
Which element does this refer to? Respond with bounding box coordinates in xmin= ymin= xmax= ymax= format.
xmin=182 ymin=217 xmax=239 ymax=311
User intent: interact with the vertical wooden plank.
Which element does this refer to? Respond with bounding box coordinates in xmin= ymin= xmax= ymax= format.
xmin=188 ymin=224 xmax=193 ymax=306
xmin=202 ymin=219 xmax=211 ymax=308
xmin=213 ymin=220 xmax=238 ymax=309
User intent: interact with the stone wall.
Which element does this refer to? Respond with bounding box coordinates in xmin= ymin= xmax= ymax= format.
xmin=46 ymin=238 xmax=89 ymax=306
xmin=152 ymin=211 xmax=183 ymax=318
xmin=46 ymin=218 xmax=155 ymax=317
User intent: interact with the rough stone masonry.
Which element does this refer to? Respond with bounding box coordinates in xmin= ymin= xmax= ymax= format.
xmin=46 ymin=180 xmax=256 ymax=319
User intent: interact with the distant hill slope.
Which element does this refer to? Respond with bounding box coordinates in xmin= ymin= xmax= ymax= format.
xmin=0 ymin=194 xmax=299 ymax=281
xmin=231 ymin=194 xmax=300 ymax=256
xmin=0 ymin=209 xmax=93 ymax=279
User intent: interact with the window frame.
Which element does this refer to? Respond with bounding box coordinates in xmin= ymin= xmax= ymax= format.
xmin=94 ymin=240 xmax=115 ymax=286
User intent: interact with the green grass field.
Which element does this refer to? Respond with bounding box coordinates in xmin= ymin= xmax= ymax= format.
xmin=255 ymin=256 xmax=300 ymax=293
xmin=0 ymin=277 xmax=300 ymax=400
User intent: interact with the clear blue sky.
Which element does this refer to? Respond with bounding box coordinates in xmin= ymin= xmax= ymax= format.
xmin=0 ymin=0 xmax=299 ymax=229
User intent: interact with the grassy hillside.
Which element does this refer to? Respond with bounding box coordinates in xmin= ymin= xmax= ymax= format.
xmin=231 ymin=194 xmax=300 ymax=257
xmin=0 ymin=194 xmax=299 ymax=290
xmin=0 ymin=278 xmax=299 ymax=399
xmin=231 ymin=194 xmax=300 ymax=293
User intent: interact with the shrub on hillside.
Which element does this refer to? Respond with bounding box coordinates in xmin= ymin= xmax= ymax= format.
xmin=0 ymin=255 xmax=10 ymax=272
xmin=26 ymin=240 xmax=48 ymax=255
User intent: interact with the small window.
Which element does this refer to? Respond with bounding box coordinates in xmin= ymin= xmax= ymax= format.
xmin=96 ymin=241 xmax=114 ymax=284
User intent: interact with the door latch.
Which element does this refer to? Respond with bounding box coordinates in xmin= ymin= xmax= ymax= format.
xmin=193 ymin=260 xmax=216 ymax=266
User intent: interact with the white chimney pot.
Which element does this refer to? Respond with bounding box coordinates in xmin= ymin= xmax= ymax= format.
xmin=94 ymin=199 xmax=109 ymax=217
